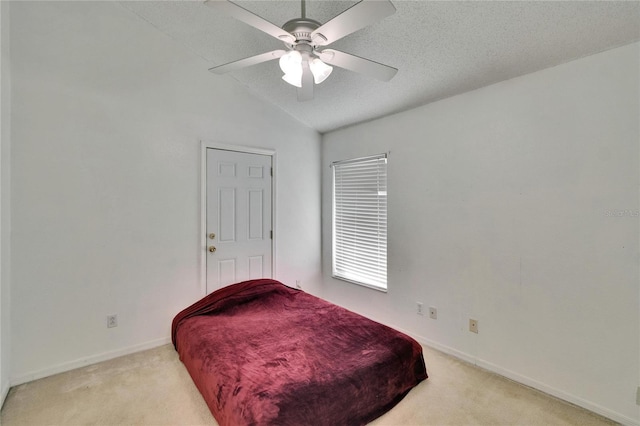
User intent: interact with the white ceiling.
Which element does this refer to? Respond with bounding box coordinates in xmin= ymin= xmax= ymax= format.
xmin=120 ymin=0 xmax=640 ymax=133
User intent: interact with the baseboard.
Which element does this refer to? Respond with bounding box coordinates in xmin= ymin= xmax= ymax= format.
xmin=1 ymin=378 xmax=10 ymax=409
xmin=10 ymin=336 xmax=171 ymax=387
xmin=473 ymin=356 xmax=639 ymax=426
xmin=395 ymin=327 xmax=639 ymax=426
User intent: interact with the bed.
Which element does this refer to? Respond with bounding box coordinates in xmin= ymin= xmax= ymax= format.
xmin=172 ymin=279 xmax=428 ymax=426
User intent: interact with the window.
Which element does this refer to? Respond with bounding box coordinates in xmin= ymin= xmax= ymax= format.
xmin=332 ymin=154 xmax=387 ymax=291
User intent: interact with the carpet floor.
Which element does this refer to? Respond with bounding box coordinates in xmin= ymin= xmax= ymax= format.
xmin=1 ymin=344 xmax=616 ymax=425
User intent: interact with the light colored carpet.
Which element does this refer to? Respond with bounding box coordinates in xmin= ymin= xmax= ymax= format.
xmin=1 ymin=344 xmax=616 ymax=425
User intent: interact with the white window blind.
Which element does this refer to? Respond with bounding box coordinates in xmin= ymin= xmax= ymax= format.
xmin=332 ymin=154 xmax=387 ymax=291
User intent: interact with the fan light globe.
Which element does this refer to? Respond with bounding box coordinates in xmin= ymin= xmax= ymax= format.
xmin=279 ymin=51 xmax=302 ymax=75
xmin=280 ymin=51 xmax=304 ymax=87
xmin=309 ymin=58 xmax=333 ymax=84
xmin=282 ymin=72 xmax=303 ymax=88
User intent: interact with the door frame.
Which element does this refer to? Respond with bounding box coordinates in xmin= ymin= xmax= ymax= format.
xmin=200 ymin=141 xmax=277 ymax=295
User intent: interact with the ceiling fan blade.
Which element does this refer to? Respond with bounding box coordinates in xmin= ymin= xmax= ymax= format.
xmin=318 ymin=49 xmax=397 ymax=82
xmin=209 ymin=50 xmax=286 ymax=74
xmin=297 ymin=61 xmax=314 ymax=102
xmin=204 ymin=0 xmax=295 ymax=44
xmin=311 ymin=0 xmax=395 ymax=46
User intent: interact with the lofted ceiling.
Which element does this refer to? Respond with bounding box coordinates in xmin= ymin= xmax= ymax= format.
xmin=120 ymin=0 xmax=640 ymax=133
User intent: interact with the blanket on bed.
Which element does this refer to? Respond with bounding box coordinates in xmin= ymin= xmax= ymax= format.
xmin=172 ymin=279 xmax=427 ymax=426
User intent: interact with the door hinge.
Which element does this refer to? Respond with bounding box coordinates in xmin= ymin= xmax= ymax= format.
xmin=270 ymin=230 xmax=273 ymax=239
xmin=270 ymin=167 xmax=273 ymax=177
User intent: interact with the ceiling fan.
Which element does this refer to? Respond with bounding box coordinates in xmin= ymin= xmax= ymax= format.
xmin=204 ymin=0 xmax=398 ymax=101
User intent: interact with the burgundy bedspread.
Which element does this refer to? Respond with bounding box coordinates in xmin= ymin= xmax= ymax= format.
xmin=172 ymin=279 xmax=427 ymax=426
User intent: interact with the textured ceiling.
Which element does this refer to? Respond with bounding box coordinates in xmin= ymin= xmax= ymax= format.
xmin=120 ymin=0 xmax=640 ymax=133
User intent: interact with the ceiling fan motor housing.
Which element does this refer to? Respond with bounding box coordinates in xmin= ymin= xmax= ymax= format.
xmin=282 ymin=18 xmax=322 ymax=46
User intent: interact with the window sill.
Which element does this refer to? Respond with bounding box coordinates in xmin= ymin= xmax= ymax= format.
xmin=332 ymin=275 xmax=387 ymax=293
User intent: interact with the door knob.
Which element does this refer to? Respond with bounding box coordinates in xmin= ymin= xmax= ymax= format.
xmin=208 ymin=246 xmax=217 ymax=253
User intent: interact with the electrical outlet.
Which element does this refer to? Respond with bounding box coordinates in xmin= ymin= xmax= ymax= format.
xmin=416 ymin=302 xmax=424 ymax=315
xmin=295 ymin=280 xmax=302 ymax=289
xmin=469 ymin=319 xmax=478 ymax=333
xmin=107 ymin=315 xmax=118 ymax=328
xmin=429 ymin=307 xmax=437 ymax=320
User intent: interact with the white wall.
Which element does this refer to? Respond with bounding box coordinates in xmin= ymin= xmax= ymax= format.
xmin=9 ymin=1 xmax=321 ymax=383
xmin=0 ymin=0 xmax=12 ymax=408
xmin=322 ymin=42 xmax=639 ymax=425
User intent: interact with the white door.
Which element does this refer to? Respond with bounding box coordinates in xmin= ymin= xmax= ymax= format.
xmin=206 ymin=148 xmax=273 ymax=293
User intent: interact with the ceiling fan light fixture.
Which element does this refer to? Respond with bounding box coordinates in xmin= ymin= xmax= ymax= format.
xmin=309 ymin=57 xmax=333 ymax=84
